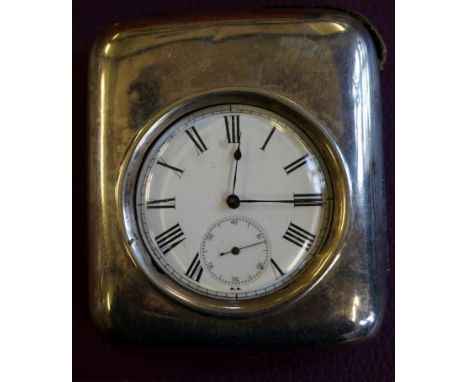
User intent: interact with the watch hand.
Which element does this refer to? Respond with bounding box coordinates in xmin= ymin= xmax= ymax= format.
xmin=219 ymin=241 xmax=265 ymax=256
xmin=239 ymin=195 xmax=324 ymax=206
xmin=228 ymin=194 xmax=324 ymax=209
xmin=239 ymin=199 xmax=295 ymax=204
xmin=226 ymin=141 xmax=242 ymax=209
xmin=232 ymin=143 xmax=241 ymax=194
xmin=220 ymin=247 xmax=240 ymax=256
xmin=237 ymin=240 xmax=266 ymax=250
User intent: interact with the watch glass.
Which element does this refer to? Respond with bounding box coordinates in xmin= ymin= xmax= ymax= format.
xmin=131 ymin=104 xmax=333 ymax=301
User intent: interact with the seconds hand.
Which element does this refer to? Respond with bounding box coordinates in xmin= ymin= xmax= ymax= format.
xmin=220 ymin=240 xmax=266 ymax=256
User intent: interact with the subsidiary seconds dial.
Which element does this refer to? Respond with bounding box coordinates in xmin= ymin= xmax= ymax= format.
xmin=134 ymin=104 xmax=332 ymax=300
xmin=200 ymin=216 xmax=270 ymax=286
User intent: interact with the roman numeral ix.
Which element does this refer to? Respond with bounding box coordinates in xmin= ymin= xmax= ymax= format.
xmin=155 ymin=223 xmax=186 ymax=254
xmin=185 ymin=126 xmax=208 ymax=154
xmin=147 ymin=197 xmax=176 ymax=209
xmin=225 ymin=115 xmax=240 ymax=143
xmin=293 ymin=193 xmax=323 ymax=207
xmin=283 ymin=222 xmax=316 ymax=251
xmin=186 ymin=252 xmax=203 ymax=282
xmin=284 ymin=154 xmax=310 ymax=175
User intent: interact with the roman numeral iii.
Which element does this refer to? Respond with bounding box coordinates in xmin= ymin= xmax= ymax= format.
xmin=186 ymin=252 xmax=203 ymax=282
xmin=155 ymin=223 xmax=186 ymax=254
xmin=147 ymin=197 xmax=176 ymax=209
xmin=224 ymin=115 xmax=240 ymax=143
xmin=284 ymin=154 xmax=310 ymax=174
xmin=185 ymin=126 xmax=208 ymax=153
xmin=283 ymin=222 xmax=316 ymax=251
xmin=293 ymin=193 xmax=323 ymax=207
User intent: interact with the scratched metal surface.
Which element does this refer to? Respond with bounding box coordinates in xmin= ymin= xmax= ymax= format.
xmin=88 ymin=9 xmax=386 ymax=345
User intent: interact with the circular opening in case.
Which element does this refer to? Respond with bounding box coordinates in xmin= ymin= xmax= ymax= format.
xmin=118 ymin=88 xmax=349 ymax=316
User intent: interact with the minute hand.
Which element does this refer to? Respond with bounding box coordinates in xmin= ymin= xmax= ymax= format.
xmin=239 ymin=199 xmax=295 ymax=204
xmin=239 ymin=194 xmax=324 ymax=206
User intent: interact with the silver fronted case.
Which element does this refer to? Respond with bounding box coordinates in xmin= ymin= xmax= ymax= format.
xmin=89 ymin=9 xmax=387 ymax=345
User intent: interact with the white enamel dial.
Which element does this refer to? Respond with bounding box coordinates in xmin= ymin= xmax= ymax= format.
xmin=135 ymin=104 xmax=332 ymax=300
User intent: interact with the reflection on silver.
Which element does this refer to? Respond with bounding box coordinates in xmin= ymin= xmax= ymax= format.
xmin=351 ymin=295 xmax=361 ymax=322
xmin=353 ymin=39 xmax=372 ymax=186
xmin=359 ymin=312 xmax=375 ymax=327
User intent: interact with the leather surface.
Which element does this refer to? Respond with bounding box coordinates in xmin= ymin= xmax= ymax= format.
xmin=73 ymin=0 xmax=394 ymax=380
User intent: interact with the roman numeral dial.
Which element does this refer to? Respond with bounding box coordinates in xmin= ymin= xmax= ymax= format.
xmin=132 ymin=105 xmax=332 ymax=302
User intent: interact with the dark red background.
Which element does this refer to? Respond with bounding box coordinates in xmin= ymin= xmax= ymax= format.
xmin=73 ymin=1 xmax=394 ymax=380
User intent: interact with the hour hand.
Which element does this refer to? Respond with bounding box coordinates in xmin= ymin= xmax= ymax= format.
xmin=226 ymin=142 xmax=242 ymax=209
xmin=239 ymin=193 xmax=324 ymax=207
xmin=231 ymin=143 xmax=241 ymax=194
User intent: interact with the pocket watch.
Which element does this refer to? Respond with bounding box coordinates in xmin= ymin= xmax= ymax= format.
xmin=89 ymin=9 xmax=387 ymax=345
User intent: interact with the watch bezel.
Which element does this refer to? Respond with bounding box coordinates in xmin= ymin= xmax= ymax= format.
xmin=118 ymin=88 xmax=350 ymax=316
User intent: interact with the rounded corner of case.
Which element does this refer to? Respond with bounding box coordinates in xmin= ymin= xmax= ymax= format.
xmin=89 ymin=23 xmax=124 ymax=62
xmin=332 ymin=9 xmax=386 ymax=69
xmin=347 ymin=307 xmax=386 ymax=345
xmin=89 ymin=298 xmax=114 ymax=338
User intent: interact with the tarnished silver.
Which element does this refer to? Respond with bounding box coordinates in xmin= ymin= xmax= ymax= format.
xmin=89 ymin=9 xmax=386 ymax=345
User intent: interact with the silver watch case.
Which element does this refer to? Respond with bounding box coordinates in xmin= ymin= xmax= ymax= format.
xmin=88 ymin=9 xmax=387 ymax=346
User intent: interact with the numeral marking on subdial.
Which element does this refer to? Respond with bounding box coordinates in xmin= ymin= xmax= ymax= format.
xmin=283 ymin=222 xmax=316 ymax=251
xmin=155 ymin=224 xmax=186 ymax=254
